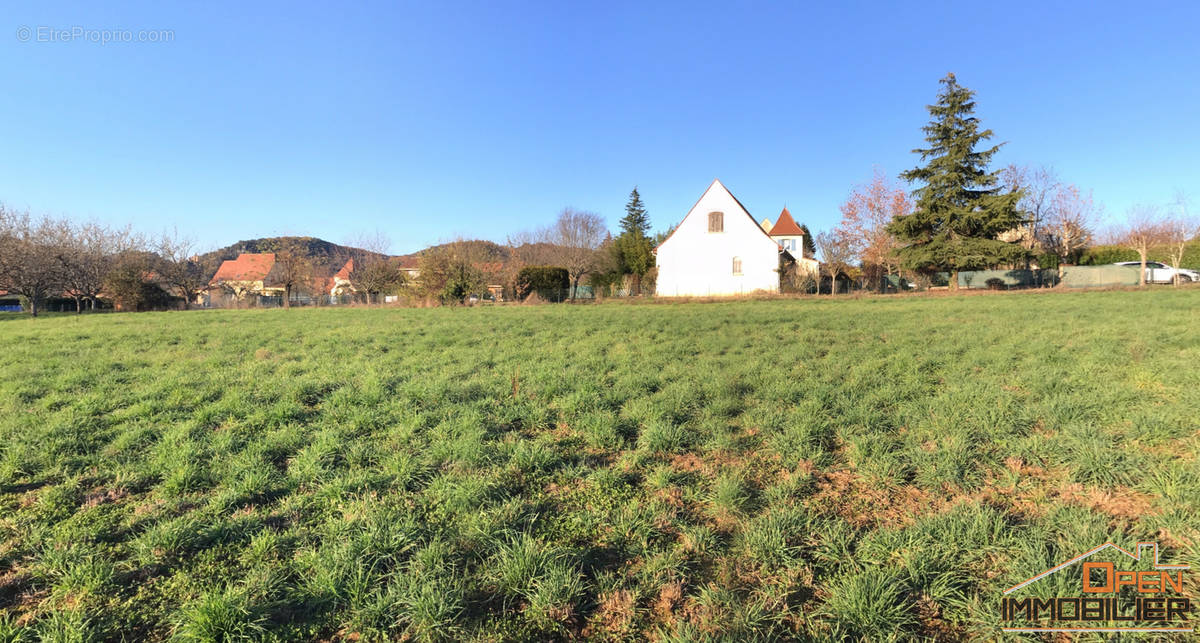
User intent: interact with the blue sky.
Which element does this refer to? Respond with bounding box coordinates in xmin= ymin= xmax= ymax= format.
xmin=3 ymin=1 xmax=1198 ymax=254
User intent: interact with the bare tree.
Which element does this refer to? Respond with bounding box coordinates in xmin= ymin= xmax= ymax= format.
xmin=540 ymin=208 xmax=607 ymax=300
xmin=345 ymin=230 xmax=404 ymax=304
xmin=55 ymin=221 xmax=133 ymax=312
xmin=1163 ymin=194 xmax=1198 ymax=286
xmin=1000 ymin=164 xmax=1059 ymax=252
xmin=269 ymin=240 xmax=313 ymax=308
xmin=156 ymin=230 xmax=212 ymax=310
xmin=815 ymin=230 xmax=854 ymax=295
xmin=1041 ymin=184 xmax=1099 ymax=274
xmin=1118 ymin=205 xmax=1170 ymax=286
xmin=0 ymin=207 xmax=66 ymax=317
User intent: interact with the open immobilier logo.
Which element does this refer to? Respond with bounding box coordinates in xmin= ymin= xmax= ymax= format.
xmin=1001 ymin=542 xmax=1193 ymax=634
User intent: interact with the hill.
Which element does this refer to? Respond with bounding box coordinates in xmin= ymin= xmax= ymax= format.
xmin=391 ymin=239 xmax=514 ymax=265
xmin=199 ymin=237 xmax=386 ymax=267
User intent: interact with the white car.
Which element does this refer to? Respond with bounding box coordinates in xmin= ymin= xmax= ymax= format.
xmin=1114 ymin=261 xmax=1200 ymax=284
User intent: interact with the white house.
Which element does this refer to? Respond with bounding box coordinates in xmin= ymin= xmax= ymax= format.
xmin=767 ymin=207 xmax=820 ymax=276
xmin=655 ymin=179 xmax=794 ymax=297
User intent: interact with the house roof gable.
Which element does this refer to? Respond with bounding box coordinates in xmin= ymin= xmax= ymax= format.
xmin=211 ymin=253 xmax=276 ymax=283
xmin=656 ymin=178 xmax=778 ymax=252
xmin=769 ymin=207 xmax=804 ymax=236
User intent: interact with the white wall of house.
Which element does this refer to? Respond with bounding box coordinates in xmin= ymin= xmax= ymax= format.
xmin=656 ymin=180 xmax=783 ymax=297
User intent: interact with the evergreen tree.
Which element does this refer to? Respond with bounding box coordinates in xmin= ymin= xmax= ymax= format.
xmin=614 ymin=187 xmax=654 ymax=293
xmin=888 ymin=74 xmax=1026 ymax=290
xmin=799 ymin=223 xmax=816 ymax=257
xmin=619 ymin=187 xmax=650 ymax=237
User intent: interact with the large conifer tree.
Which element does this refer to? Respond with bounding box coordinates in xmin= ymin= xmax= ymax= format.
xmin=614 ymin=187 xmax=653 ymax=293
xmin=888 ymin=74 xmax=1026 ymax=290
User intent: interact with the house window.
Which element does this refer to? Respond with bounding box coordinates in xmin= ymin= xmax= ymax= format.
xmin=708 ymin=211 xmax=724 ymax=233
xmin=732 ymin=256 xmax=742 ymax=275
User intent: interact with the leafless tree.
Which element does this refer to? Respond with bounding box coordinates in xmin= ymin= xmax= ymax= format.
xmin=345 ymin=230 xmax=404 ymax=304
xmin=1118 ymin=205 xmax=1170 ymax=286
xmin=1041 ymin=184 xmax=1099 ymax=273
xmin=1000 ymin=164 xmax=1059 ymax=252
xmin=815 ymin=230 xmax=854 ymax=295
xmin=269 ymin=240 xmax=313 ymax=308
xmin=1163 ymin=194 xmax=1198 ymax=286
xmin=53 ymin=221 xmax=133 ymax=312
xmin=539 ymin=208 xmax=607 ymax=300
xmin=0 ymin=207 xmax=66 ymax=317
xmin=156 ymin=230 xmax=212 ymax=310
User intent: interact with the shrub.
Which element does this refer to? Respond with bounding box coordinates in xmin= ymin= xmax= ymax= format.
xmin=516 ymin=266 xmax=569 ymax=302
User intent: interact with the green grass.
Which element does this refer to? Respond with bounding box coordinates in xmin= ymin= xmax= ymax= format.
xmin=0 ymin=290 xmax=1198 ymax=640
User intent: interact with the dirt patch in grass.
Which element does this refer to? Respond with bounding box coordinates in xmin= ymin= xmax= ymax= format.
xmin=583 ymin=589 xmax=637 ymax=639
xmin=0 ymin=570 xmax=32 ymax=609
xmin=1057 ymin=483 xmax=1155 ymax=521
xmin=82 ymin=486 xmax=128 ymax=508
xmin=807 ymin=469 xmax=956 ymax=529
xmin=914 ymin=593 xmax=964 ymax=642
xmin=654 ymin=582 xmax=683 ymax=624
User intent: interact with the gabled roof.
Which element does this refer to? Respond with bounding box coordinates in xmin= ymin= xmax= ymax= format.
xmin=211 ymin=253 xmax=276 ymax=283
xmin=333 ymin=258 xmax=354 ymax=281
xmin=760 ymin=218 xmax=773 ymax=232
xmin=656 ymin=178 xmax=779 ymax=251
xmin=768 ymin=207 xmax=804 ymax=236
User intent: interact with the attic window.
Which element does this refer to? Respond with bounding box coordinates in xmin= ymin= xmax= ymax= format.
xmin=708 ymin=211 xmax=724 ymax=233
xmin=732 ymin=256 xmax=742 ymax=275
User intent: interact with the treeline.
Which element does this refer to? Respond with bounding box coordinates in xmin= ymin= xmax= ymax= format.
xmin=808 ymin=74 xmax=1199 ymax=293
xmin=0 ymin=206 xmax=213 ymax=316
xmin=413 ymin=190 xmax=666 ymax=305
xmin=0 ymin=194 xmax=671 ymax=315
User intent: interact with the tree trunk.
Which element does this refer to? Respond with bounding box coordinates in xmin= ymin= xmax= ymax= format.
xmin=570 ymin=276 xmax=579 ymax=301
xmin=949 ymin=269 xmax=959 ymax=292
xmin=1139 ymin=252 xmax=1148 ymax=286
xmin=90 ymin=297 xmax=96 ymax=310
xmin=75 ymin=297 xmax=82 ymax=314
xmin=30 ymin=297 xmax=38 ymax=317
xmin=284 ymin=285 xmax=292 ymax=309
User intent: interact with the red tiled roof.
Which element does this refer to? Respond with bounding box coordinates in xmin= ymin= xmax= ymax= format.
xmin=211 ymin=253 xmax=276 ymax=283
xmin=768 ymin=208 xmax=804 ymax=236
xmin=334 ymin=258 xmax=353 ymax=280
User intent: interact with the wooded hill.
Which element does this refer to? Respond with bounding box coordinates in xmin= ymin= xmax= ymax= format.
xmin=199 ymin=237 xmax=566 ymax=272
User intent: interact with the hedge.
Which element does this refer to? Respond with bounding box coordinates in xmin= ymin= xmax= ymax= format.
xmin=516 ymin=266 xmax=569 ymax=302
xmin=1081 ymin=241 xmax=1200 ymax=269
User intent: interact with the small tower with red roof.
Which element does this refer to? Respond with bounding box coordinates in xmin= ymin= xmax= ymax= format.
xmin=767 ymin=207 xmax=806 ymax=257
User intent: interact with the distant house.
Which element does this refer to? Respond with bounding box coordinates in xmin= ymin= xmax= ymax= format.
xmin=655 ymin=179 xmax=801 ymax=297
xmin=208 ymin=253 xmax=282 ymax=301
xmin=767 ymin=208 xmax=819 ymax=276
xmin=394 ymin=256 xmax=420 ymax=280
xmin=329 ymin=258 xmax=355 ymax=297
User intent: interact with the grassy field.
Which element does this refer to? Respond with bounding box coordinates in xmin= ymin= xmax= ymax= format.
xmin=0 ymin=290 xmax=1198 ymax=641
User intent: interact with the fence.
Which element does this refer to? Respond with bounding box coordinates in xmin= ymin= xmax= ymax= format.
xmin=927 ymin=266 xmax=1143 ymax=290
xmin=1058 ymin=264 xmax=1141 ymax=288
xmin=857 ymin=265 xmax=1153 ymax=293
xmin=954 ymin=269 xmax=1058 ymax=289
xmin=202 ymin=293 xmax=357 ymax=309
